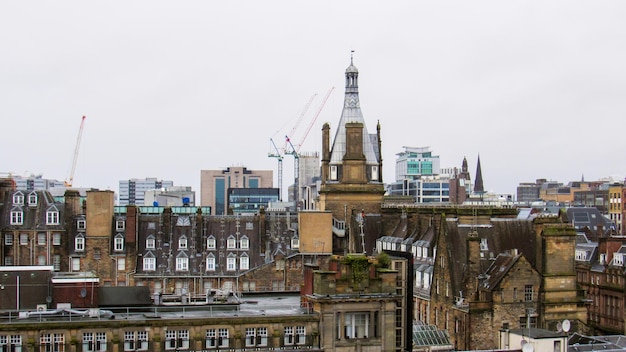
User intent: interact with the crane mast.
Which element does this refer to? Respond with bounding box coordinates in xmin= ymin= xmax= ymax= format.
xmin=65 ymin=116 xmax=86 ymax=187
xmin=285 ymin=135 xmax=299 ymax=209
xmin=268 ymin=138 xmax=284 ymax=201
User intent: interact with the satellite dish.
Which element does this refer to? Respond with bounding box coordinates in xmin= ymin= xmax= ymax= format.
xmin=556 ymin=322 xmax=562 ymax=332
xmin=80 ymin=288 xmax=87 ymax=298
xmin=562 ymin=319 xmax=571 ymax=333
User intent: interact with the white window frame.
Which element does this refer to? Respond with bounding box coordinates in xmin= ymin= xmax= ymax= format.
xmin=330 ymin=165 xmax=338 ymax=180
xmin=10 ymin=211 xmax=23 ymax=225
xmin=53 ymin=255 xmax=61 ymax=271
xmin=4 ymin=234 xmax=13 ymax=246
xmin=116 ymin=220 xmax=125 ymax=231
xmin=143 ymin=257 xmax=156 ymax=271
xmin=77 ymin=220 xmax=86 ymax=230
xmin=75 ymin=236 xmax=85 ymax=251
xmin=40 ymin=333 xmax=64 ymax=352
xmin=83 ymin=332 xmax=107 ymax=352
xmin=146 ymin=236 xmax=155 ymax=249
xmin=71 ymin=258 xmax=80 ymax=271
xmin=218 ymin=329 xmax=229 ymax=348
xmin=240 ymin=255 xmax=249 ymax=270
xmin=117 ymin=257 xmax=126 ymax=271
xmin=20 ymin=233 xmax=28 ymax=245
xmin=12 ymin=193 xmax=24 ymax=205
xmin=240 ymin=236 xmax=249 ymax=250
xmin=165 ymin=330 xmax=189 ymax=351
xmin=207 ymin=236 xmax=216 ymax=250
xmin=371 ymin=165 xmax=379 ymax=181
xmin=115 ymin=235 xmax=124 ymax=252
xmin=227 ymin=236 xmax=236 ymax=249
xmin=28 ymin=193 xmax=37 ymax=205
xmin=53 ymin=233 xmax=61 ymax=245
xmin=178 ymin=236 xmax=187 ymax=249
xmin=344 ymin=312 xmax=369 ymax=339
xmin=206 ymin=256 xmax=216 ymax=271
xmin=227 ymin=257 xmax=236 ymax=271
xmin=291 ymin=237 xmax=300 ymax=249
xmin=46 ymin=210 xmax=60 ymax=225
xmin=37 ymin=233 xmax=46 ymax=246
xmin=176 ymin=257 xmax=189 ymax=271
xmin=124 ymin=331 xmax=148 ymax=351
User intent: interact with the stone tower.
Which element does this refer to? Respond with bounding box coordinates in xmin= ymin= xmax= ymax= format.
xmin=318 ymin=56 xmax=385 ymax=253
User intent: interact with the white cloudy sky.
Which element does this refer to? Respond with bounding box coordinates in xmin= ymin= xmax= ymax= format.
xmin=2 ymin=1 xmax=626 ymax=199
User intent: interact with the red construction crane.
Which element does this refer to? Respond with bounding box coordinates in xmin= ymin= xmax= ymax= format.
xmin=65 ymin=116 xmax=86 ymax=187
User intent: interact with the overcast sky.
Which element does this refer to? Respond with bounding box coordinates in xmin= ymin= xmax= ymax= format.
xmin=2 ymin=1 xmax=626 ymax=199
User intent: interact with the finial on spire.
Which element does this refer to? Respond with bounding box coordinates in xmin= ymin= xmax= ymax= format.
xmin=351 ymin=50 xmax=355 ymax=64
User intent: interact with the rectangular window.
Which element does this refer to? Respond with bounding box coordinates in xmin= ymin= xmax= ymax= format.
xmin=53 ymin=233 xmax=61 ymax=245
xmin=218 ymin=329 xmax=229 ymax=348
xmin=227 ymin=238 xmax=236 ymax=249
xmin=10 ymin=211 xmax=23 ymax=225
xmin=71 ymin=258 xmax=80 ymax=272
xmin=124 ymin=331 xmax=148 ymax=351
xmin=344 ymin=312 xmax=369 ymax=339
xmin=116 ymin=220 xmax=125 ymax=231
xmin=143 ymin=257 xmax=156 ymax=271
xmin=20 ymin=233 xmax=28 ymax=245
xmin=77 ymin=220 xmax=86 ymax=230
xmin=240 ymin=237 xmax=249 ymax=250
xmin=524 ymin=285 xmax=533 ymax=301
xmin=0 ymin=335 xmax=23 ymax=352
xmin=4 ymin=256 xmax=13 ymax=266
xmin=291 ymin=238 xmax=299 ymax=249
xmin=117 ymin=258 xmax=126 ymax=271
xmin=37 ymin=232 xmax=46 ymax=245
xmin=245 ymin=328 xmax=268 ymax=347
xmin=227 ymin=257 xmax=236 ymax=271
xmin=206 ymin=257 xmax=216 ymax=271
xmin=41 ymin=333 xmax=65 ymax=352
xmin=13 ymin=194 xmax=24 ymax=204
xmin=46 ymin=211 xmax=60 ymax=225
xmin=240 ymin=256 xmax=249 ymax=270
xmin=4 ymin=234 xmax=13 ymax=245
xmin=165 ymin=330 xmax=189 ymax=350
xmin=115 ymin=237 xmax=124 ymax=251
xmin=179 ymin=237 xmax=187 ymax=249
xmin=28 ymin=194 xmax=37 ymax=205
xmin=53 ymin=255 xmax=61 ymax=271
xmin=146 ymin=238 xmax=155 ymax=249
xmin=207 ymin=237 xmax=216 ymax=249
xmin=83 ymin=332 xmax=107 ymax=352
xmin=330 ymin=165 xmax=338 ymax=180
xmin=246 ymin=222 xmax=253 ymax=230
xmin=38 ymin=255 xmax=46 ymax=266
xmin=176 ymin=258 xmax=189 ymax=271
xmin=75 ymin=237 xmax=85 ymax=251
xmin=206 ymin=329 xmax=217 ymax=349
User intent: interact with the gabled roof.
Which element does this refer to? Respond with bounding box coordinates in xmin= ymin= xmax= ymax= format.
xmin=479 ymin=252 xmax=521 ymax=291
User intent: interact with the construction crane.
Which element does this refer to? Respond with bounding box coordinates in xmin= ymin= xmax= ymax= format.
xmin=65 ymin=115 xmax=86 ymax=187
xmin=284 ymin=135 xmax=299 ymax=208
xmin=282 ymin=94 xmax=316 ymax=153
xmin=268 ymin=138 xmax=284 ymax=201
xmin=295 ymin=87 xmax=334 ymax=153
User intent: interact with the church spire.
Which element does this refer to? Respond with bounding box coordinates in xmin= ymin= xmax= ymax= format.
xmin=473 ymin=154 xmax=485 ymax=197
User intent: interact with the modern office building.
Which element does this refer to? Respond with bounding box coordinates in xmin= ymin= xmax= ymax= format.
xmin=386 ymin=175 xmax=451 ymax=203
xmin=200 ymin=166 xmax=273 ymax=215
xmin=228 ymin=188 xmax=279 ymax=215
xmin=118 ymin=178 xmax=174 ymax=206
xmin=608 ymin=182 xmax=626 ymax=235
xmin=10 ymin=174 xmax=65 ymax=191
xmin=144 ymin=186 xmax=195 ymax=207
xmin=394 ymin=146 xmax=440 ymax=181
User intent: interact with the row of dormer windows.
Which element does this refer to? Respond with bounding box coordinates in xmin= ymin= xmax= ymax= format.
xmin=12 ymin=192 xmax=38 ymax=205
xmin=142 ymin=254 xmax=251 ymax=272
xmin=144 ymin=236 xmax=250 ymax=251
xmin=9 ymin=210 xmax=60 ymax=225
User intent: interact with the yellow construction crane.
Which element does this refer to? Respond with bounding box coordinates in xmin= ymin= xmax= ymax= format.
xmin=65 ymin=116 xmax=86 ymax=187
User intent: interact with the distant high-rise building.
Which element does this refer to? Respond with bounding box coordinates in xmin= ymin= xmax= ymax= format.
xmin=200 ymin=166 xmax=273 ymax=215
xmin=10 ymin=174 xmax=65 ymax=191
xmin=394 ymin=146 xmax=440 ymax=181
xmin=144 ymin=186 xmax=195 ymax=207
xmin=118 ymin=178 xmax=174 ymax=206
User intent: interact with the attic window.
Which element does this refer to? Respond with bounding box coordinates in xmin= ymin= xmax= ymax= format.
xmin=12 ymin=193 xmax=24 ymax=205
xmin=614 ymin=253 xmax=624 ymax=266
xmin=28 ymin=193 xmax=37 ymax=205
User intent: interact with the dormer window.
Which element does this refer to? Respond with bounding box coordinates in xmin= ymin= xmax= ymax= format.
xmin=10 ymin=210 xmax=23 ymax=225
xmin=75 ymin=235 xmax=85 ymax=252
xmin=176 ymin=253 xmax=189 ymax=271
xmin=240 ymin=254 xmax=249 ymax=270
xmin=600 ymin=253 xmax=607 ymax=265
xmin=614 ymin=253 xmax=624 ymax=266
xmin=179 ymin=236 xmax=188 ymax=249
xmin=77 ymin=220 xmax=86 ymax=230
xmin=227 ymin=236 xmax=236 ymax=249
xmin=146 ymin=236 xmax=155 ymax=250
xmin=575 ymin=250 xmax=586 ymax=261
xmin=116 ymin=220 xmax=125 ymax=231
xmin=206 ymin=254 xmax=216 ymax=271
xmin=114 ymin=234 xmax=124 ymax=252
xmin=240 ymin=236 xmax=249 ymax=250
xmin=207 ymin=236 xmax=216 ymax=250
xmin=28 ymin=192 xmax=37 ymax=206
xmin=480 ymin=238 xmax=488 ymax=251
xmin=46 ymin=210 xmax=60 ymax=225
xmin=12 ymin=193 xmax=24 ymax=205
